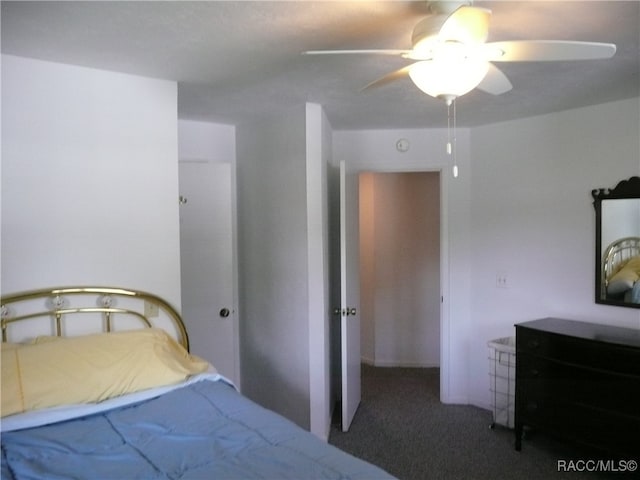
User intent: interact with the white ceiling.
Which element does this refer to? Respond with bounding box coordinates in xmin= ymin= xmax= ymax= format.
xmin=2 ymin=1 xmax=638 ymax=129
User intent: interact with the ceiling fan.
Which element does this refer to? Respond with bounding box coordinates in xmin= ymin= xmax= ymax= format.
xmin=305 ymin=1 xmax=617 ymax=104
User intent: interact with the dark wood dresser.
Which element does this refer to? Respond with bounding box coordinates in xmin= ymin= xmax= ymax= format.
xmin=515 ymin=318 xmax=640 ymax=456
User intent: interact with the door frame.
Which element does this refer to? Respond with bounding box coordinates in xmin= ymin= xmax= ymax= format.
xmin=356 ymin=165 xmax=450 ymax=403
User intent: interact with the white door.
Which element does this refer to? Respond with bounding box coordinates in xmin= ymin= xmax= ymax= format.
xmin=339 ymin=160 xmax=361 ymax=431
xmin=179 ymin=161 xmax=237 ymax=384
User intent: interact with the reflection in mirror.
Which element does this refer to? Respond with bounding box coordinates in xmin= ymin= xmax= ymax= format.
xmin=592 ymin=177 xmax=640 ymax=308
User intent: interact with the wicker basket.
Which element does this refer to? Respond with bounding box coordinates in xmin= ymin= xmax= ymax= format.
xmin=488 ymin=336 xmax=515 ymax=428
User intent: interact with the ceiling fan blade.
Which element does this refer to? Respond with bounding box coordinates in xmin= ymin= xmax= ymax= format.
xmin=440 ymin=6 xmax=491 ymax=44
xmin=476 ymin=64 xmax=512 ymax=95
xmin=361 ymin=64 xmax=414 ymax=91
xmin=304 ymin=49 xmax=411 ymax=56
xmin=487 ymin=40 xmax=616 ymax=62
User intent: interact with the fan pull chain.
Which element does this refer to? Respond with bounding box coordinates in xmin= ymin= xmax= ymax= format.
xmin=447 ymin=102 xmax=452 ymax=155
xmin=446 ymin=99 xmax=459 ymax=178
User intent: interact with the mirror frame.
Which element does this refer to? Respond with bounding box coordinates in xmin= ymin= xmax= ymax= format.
xmin=592 ymin=176 xmax=640 ymax=308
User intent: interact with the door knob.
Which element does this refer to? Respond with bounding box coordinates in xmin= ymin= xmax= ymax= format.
xmin=219 ymin=308 xmax=230 ymax=318
xmin=333 ymin=307 xmax=357 ymax=317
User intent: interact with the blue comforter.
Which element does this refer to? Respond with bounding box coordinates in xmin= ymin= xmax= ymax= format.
xmin=1 ymin=379 xmax=394 ymax=479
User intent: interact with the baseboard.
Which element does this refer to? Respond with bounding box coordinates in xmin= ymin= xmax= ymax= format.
xmin=468 ymin=397 xmax=492 ymax=412
xmin=365 ymin=359 xmax=440 ymax=368
xmin=361 ymin=356 xmax=375 ymax=366
xmin=440 ymin=394 xmax=469 ymax=405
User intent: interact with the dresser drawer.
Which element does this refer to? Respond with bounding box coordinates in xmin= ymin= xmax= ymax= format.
xmin=517 ymin=354 xmax=640 ymax=415
xmin=517 ymin=395 xmax=640 ymax=456
xmin=517 ymin=328 xmax=640 ymax=376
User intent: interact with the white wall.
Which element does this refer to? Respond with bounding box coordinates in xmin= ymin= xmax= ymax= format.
xmin=1 ymin=55 xmax=181 ymax=307
xmin=334 ymin=127 xmax=472 ymax=404
xmin=468 ymin=98 xmax=640 ymax=410
xmin=178 ymin=119 xmax=235 ymax=163
xmin=236 ymin=105 xmax=309 ymax=429
xmin=236 ymin=103 xmax=331 ymax=437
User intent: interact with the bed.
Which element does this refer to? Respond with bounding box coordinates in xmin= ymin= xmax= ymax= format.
xmin=1 ymin=286 xmax=395 ymax=480
xmin=602 ymin=237 xmax=640 ymax=303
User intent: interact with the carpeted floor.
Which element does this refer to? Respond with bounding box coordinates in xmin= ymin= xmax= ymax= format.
xmin=328 ymin=365 xmax=630 ymax=480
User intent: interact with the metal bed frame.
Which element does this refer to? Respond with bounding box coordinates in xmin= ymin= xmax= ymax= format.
xmin=602 ymin=237 xmax=640 ymax=298
xmin=0 ymin=286 xmax=189 ymax=350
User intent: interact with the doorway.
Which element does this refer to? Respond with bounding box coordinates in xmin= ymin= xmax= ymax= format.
xmin=359 ymin=171 xmax=441 ymax=368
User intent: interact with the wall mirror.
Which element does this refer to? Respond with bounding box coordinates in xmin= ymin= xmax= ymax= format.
xmin=592 ymin=176 xmax=640 ymax=308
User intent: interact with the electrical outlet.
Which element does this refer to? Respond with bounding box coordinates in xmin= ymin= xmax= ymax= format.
xmin=496 ymin=273 xmax=508 ymax=289
xmin=144 ymin=301 xmax=159 ymax=318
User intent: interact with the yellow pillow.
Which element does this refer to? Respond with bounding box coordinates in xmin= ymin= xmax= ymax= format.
xmin=608 ymin=257 xmax=640 ymax=295
xmin=30 ymin=335 xmax=65 ymax=344
xmin=1 ymin=329 xmax=209 ymax=417
xmin=625 ymin=256 xmax=640 ymax=274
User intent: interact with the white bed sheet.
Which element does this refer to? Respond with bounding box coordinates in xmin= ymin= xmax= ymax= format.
xmin=1 ymin=371 xmax=231 ymax=433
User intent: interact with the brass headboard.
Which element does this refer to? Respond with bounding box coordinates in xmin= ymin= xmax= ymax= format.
xmin=602 ymin=237 xmax=640 ymax=292
xmin=0 ymin=286 xmax=189 ymax=351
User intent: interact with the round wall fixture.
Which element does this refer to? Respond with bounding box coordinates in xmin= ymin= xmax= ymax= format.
xmin=396 ymin=138 xmax=410 ymax=152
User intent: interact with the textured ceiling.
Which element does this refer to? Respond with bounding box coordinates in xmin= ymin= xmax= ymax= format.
xmin=2 ymin=1 xmax=638 ymax=129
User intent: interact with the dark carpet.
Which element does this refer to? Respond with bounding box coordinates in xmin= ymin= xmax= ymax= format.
xmin=328 ymin=365 xmax=633 ymax=480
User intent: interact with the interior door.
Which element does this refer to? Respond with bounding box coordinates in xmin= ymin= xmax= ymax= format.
xmin=339 ymin=160 xmax=361 ymax=431
xmin=179 ymin=161 xmax=237 ymax=384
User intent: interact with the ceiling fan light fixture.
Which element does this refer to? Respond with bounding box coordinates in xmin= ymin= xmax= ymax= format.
xmin=305 ymin=2 xmax=617 ymax=100
xmin=411 ymin=36 xmax=438 ymax=60
xmin=408 ymin=57 xmax=489 ymax=101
